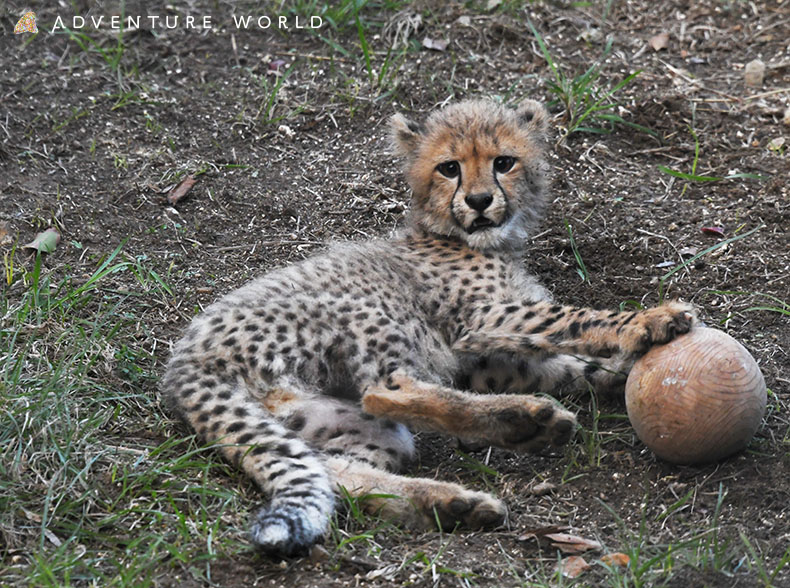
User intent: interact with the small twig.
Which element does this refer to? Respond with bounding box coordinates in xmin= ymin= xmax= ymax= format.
xmin=275 ymin=51 xmax=349 ymax=63
xmin=230 ymin=34 xmax=240 ymax=67
xmin=660 ymin=60 xmax=742 ymax=103
xmin=630 ymin=146 xmax=674 ymax=156
xmin=636 ymin=228 xmax=687 ymax=275
xmin=745 ymin=88 xmax=790 ymax=100
xmin=749 ymin=18 xmax=790 ymax=41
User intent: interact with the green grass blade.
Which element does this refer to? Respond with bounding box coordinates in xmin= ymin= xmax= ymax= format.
xmin=658 ymin=225 xmax=763 ymax=301
xmin=657 ymin=165 xmax=722 ymax=182
xmin=355 ymin=7 xmax=374 ymax=84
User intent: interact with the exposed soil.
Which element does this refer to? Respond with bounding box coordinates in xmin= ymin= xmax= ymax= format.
xmin=2 ymin=0 xmax=789 ymax=586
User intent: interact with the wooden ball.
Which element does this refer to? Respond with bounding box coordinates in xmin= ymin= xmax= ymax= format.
xmin=625 ymin=327 xmax=766 ymax=465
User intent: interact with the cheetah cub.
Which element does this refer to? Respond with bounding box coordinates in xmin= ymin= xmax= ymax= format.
xmin=162 ymin=99 xmax=695 ymax=555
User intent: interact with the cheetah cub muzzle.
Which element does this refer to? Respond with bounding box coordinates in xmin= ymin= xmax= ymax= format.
xmin=162 ymin=98 xmax=695 ymax=555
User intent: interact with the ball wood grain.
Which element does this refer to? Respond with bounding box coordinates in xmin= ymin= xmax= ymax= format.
xmin=625 ymin=327 xmax=766 ymax=465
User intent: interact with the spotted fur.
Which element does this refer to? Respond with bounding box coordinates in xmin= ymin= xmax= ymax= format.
xmin=161 ymin=99 xmax=695 ymax=555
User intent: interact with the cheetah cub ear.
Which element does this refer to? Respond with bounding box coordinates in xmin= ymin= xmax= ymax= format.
xmin=515 ymin=99 xmax=550 ymax=142
xmin=390 ymin=113 xmax=423 ymax=157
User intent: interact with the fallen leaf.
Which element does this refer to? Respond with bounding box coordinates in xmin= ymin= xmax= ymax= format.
xmin=21 ymin=507 xmax=42 ymax=522
xmin=601 ymin=552 xmax=630 ymax=568
xmin=557 ymin=555 xmax=591 ymax=578
xmin=517 ymin=525 xmax=569 ymax=542
xmin=269 ymin=58 xmax=287 ymax=72
xmin=23 ymin=228 xmax=60 ymax=253
xmin=422 ymin=37 xmax=449 ymax=51
xmin=648 ymin=31 xmax=670 ymax=51
xmin=167 ymin=175 xmax=197 ymax=205
xmin=544 ymin=532 xmax=602 ymax=554
xmin=43 ymin=528 xmax=62 ymax=547
xmin=701 ymin=226 xmax=725 ymax=237
xmin=309 ymin=544 xmax=329 ymax=564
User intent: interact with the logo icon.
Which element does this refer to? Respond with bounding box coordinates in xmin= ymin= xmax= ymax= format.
xmin=14 ymin=11 xmax=38 ymax=34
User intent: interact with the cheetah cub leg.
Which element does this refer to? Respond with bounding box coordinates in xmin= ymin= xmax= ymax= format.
xmin=327 ymin=456 xmax=507 ymax=531
xmin=468 ymin=352 xmax=633 ymax=398
xmin=456 ymin=301 xmax=696 ymax=358
xmin=268 ymin=393 xmax=417 ymax=473
xmin=361 ymin=372 xmax=577 ymax=452
xmin=272 ymin=396 xmax=505 ymax=530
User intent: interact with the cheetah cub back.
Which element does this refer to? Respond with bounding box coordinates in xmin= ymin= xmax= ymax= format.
xmin=162 ymin=99 xmax=695 ymax=555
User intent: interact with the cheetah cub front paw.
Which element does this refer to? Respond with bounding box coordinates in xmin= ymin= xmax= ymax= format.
xmin=619 ymin=302 xmax=696 ymax=355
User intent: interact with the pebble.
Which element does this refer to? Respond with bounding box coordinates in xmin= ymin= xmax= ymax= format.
xmin=744 ymin=59 xmax=765 ymax=87
xmin=532 ymin=481 xmax=557 ymax=496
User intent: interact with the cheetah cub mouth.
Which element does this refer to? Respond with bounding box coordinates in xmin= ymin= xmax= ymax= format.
xmin=468 ymin=215 xmax=499 ymax=233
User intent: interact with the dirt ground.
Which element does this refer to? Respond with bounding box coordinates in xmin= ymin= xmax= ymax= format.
xmin=2 ymin=0 xmax=789 ymax=586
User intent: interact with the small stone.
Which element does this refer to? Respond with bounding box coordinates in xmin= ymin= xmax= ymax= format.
xmin=744 ymin=59 xmax=765 ymax=87
xmin=783 ymin=106 xmax=790 ymax=126
xmin=580 ymin=28 xmax=604 ymax=44
xmin=648 ymin=31 xmax=670 ymax=52
xmin=532 ymin=481 xmax=557 ymax=496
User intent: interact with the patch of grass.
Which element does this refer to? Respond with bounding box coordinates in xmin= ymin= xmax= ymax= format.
xmin=55 ymin=4 xmax=132 ymax=91
xmin=564 ymin=219 xmax=589 ymax=282
xmin=283 ymin=0 xmax=392 ymax=32
xmin=576 ymin=393 xmax=604 ymax=468
xmin=599 ymin=491 xmax=735 ymax=587
xmin=657 ymin=224 xmax=763 ymax=303
xmin=618 ymin=299 xmax=645 ymax=312
xmin=284 ymin=0 xmax=411 ymax=107
xmin=658 ymin=123 xmax=767 ymax=194
xmin=52 ymin=106 xmax=90 ymax=133
xmin=566 ymin=393 xmax=630 ymax=471
xmin=328 ymin=487 xmax=403 ymax=569
xmin=703 ymin=290 xmax=790 ymax=321
xmin=455 ymin=449 xmax=501 ymax=491
xmin=399 ymin=532 xmax=477 ymax=583
xmin=743 ymin=293 xmax=790 ymax=317
xmin=255 ymin=64 xmax=305 ymax=125
xmin=740 ymin=531 xmax=790 ymax=587
xmin=0 ymin=245 xmax=254 ymax=585
xmin=528 ymin=22 xmax=649 ymax=141
xmin=109 ymin=89 xmax=150 ymax=111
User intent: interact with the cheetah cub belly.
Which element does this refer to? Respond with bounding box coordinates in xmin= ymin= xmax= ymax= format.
xmin=162 ymin=99 xmax=695 ymax=555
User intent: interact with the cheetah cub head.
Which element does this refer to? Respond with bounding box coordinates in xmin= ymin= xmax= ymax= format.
xmin=392 ymin=99 xmax=549 ymax=251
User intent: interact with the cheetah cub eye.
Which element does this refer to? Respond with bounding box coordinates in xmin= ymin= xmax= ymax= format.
xmin=493 ymin=156 xmax=516 ymax=173
xmin=436 ymin=161 xmax=460 ymax=178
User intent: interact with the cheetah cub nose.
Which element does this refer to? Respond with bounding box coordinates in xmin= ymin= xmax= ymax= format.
xmin=465 ymin=193 xmax=493 ymax=212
